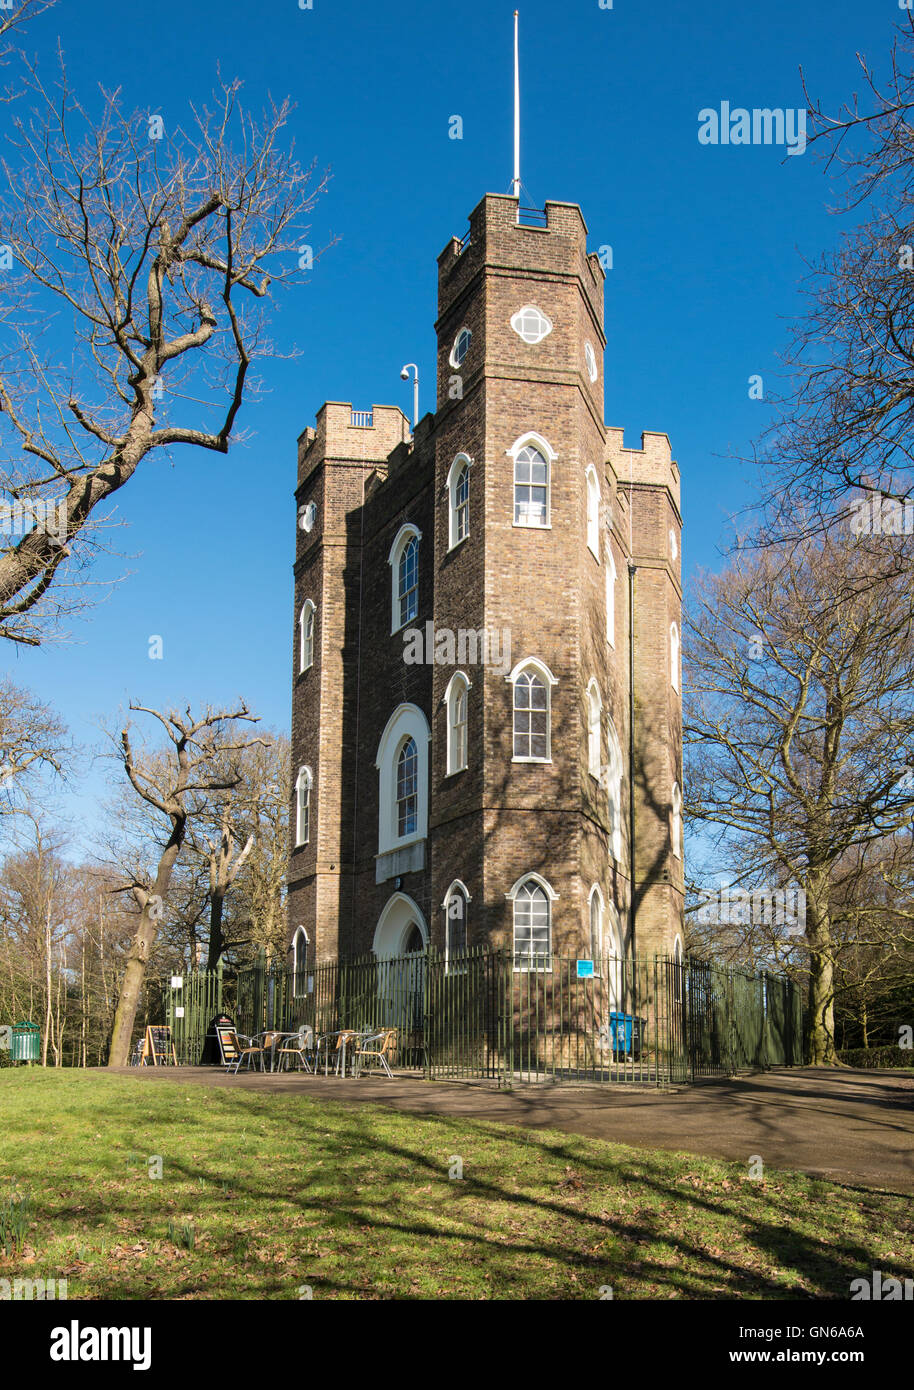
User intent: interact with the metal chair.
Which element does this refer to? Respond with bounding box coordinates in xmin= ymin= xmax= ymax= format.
xmin=353 ymin=1028 xmax=397 ymax=1078
xmin=275 ymin=1025 xmax=314 ymax=1073
xmin=221 ymin=1029 xmax=271 ymax=1074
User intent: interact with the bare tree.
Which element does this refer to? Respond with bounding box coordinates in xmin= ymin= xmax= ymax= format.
xmin=758 ymin=14 xmax=914 ymax=531
xmin=186 ymin=732 xmax=288 ymax=967
xmin=684 ymin=529 xmax=914 ymax=1063
xmin=0 ymin=675 xmax=67 ymax=821
xmin=106 ymin=700 xmax=265 ymax=1066
xmin=0 ymin=68 xmax=329 ymax=644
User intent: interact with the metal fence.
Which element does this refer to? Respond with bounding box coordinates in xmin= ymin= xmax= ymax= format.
xmin=164 ymin=948 xmax=803 ymax=1083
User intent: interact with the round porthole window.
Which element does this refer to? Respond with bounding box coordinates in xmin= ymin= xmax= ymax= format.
xmin=584 ymin=341 xmax=598 ymax=383
xmin=299 ymin=502 xmax=317 ymax=533
xmin=450 ymin=327 xmax=471 ymax=368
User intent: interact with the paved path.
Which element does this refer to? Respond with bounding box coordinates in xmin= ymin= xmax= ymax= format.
xmin=109 ymin=1065 xmax=914 ymax=1193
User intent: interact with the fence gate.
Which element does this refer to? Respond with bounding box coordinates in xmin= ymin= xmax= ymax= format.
xmin=166 ymin=960 xmax=226 ymax=1066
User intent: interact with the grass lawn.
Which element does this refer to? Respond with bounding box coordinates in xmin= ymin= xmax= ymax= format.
xmin=0 ymin=1070 xmax=910 ymax=1300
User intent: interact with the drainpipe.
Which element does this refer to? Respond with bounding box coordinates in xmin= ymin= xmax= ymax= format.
xmin=627 ymin=559 xmax=637 ymax=955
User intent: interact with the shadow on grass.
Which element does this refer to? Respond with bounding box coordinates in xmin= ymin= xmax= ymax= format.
xmin=3 ymin=1078 xmax=908 ymax=1300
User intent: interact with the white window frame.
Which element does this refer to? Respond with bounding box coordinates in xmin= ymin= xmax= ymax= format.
xmin=510 ymin=304 xmax=553 ymax=344
xmin=606 ymin=544 xmax=617 ymax=647
xmin=508 ymin=432 xmax=556 ymax=530
xmin=444 ymin=670 xmax=470 ymax=775
xmin=442 ymin=879 xmax=470 ymax=973
xmin=375 ymin=703 xmax=431 ymax=854
xmin=396 ymin=737 xmax=420 ymax=840
xmin=588 ymin=884 xmax=604 ymax=962
xmin=449 ymin=327 xmax=471 ymax=368
xmin=506 ymin=656 xmax=558 ymax=763
xmin=605 ymin=717 xmax=623 ymax=862
xmin=584 ymin=340 xmax=598 ymax=383
xmin=670 ymin=621 xmax=680 ymax=693
xmin=671 ymin=782 xmax=683 ymax=860
xmin=673 ymin=932 xmax=684 ymax=1006
xmin=606 ymin=904 xmax=623 ymax=1010
xmin=292 ymin=926 xmax=310 ymax=996
xmin=586 ymin=678 xmax=602 ymax=779
xmin=447 ymin=453 xmax=471 ymax=551
xmin=585 ymin=465 xmax=600 ymax=559
xmin=299 ymin=599 xmax=315 ymax=673
xmin=506 ymin=872 xmax=557 ymax=972
xmin=295 ymin=765 xmax=312 ymax=848
xmin=388 ymin=523 xmax=422 ymax=634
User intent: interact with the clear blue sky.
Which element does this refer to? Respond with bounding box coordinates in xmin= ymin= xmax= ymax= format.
xmin=4 ymin=0 xmax=892 ymax=854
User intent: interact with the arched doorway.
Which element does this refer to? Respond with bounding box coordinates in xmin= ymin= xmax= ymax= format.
xmin=373 ymin=895 xmax=428 ymax=1063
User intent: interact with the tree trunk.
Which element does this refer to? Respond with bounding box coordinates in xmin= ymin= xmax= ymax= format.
xmin=206 ymin=888 xmax=225 ymax=972
xmin=806 ymin=889 xmax=836 ymax=1064
xmin=107 ymin=834 xmax=182 ymax=1067
xmin=42 ymin=903 xmax=52 ymax=1068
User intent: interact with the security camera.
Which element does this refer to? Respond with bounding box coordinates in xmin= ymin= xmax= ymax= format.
xmin=400 ymin=367 xmax=409 ymax=381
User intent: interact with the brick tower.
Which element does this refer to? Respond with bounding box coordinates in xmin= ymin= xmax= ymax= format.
xmin=287 ymin=193 xmax=683 ymax=975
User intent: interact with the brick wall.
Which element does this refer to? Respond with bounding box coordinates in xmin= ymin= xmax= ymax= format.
xmin=289 ymin=193 xmax=683 ymax=968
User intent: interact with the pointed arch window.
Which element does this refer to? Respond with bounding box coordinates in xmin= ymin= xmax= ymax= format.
xmin=447 ymin=454 xmax=471 ymax=550
xmin=388 ymin=524 xmax=421 ymax=633
xmin=508 ymin=657 xmax=557 ymax=762
xmin=292 ymin=926 xmax=310 ymax=997
xmin=299 ymin=599 xmax=315 ymax=673
xmin=507 ymin=874 xmax=557 ymax=971
xmin=443 ymin=880 xmax=470 ymax=973
xmin=295 ymin=766 xmax=312 ymax=847
xmin=445 ymin=671 xmax=470 ymax=775
xmin=605 ymin=717 xmax=623 ymax=862
xmin=673 ymin=933 xmax=684 ymax=1007
xmin=587 ymin=679 xmax=602 ymax=779
xmin=509 ymin=433 xmax=556 ymax=529
xmin=606 ymin=904 xmax=623 ymax=1010
xmin=376 ymin=704 xmax=430 ymax=856
xmin=396 ymin=738 xmax=419 ymax=839
xmin=606 ymin=545 xmax=617 ymax=647
xmin=671 ymin=782 xmax=683 ymax=860
xmin=589 ymin=884 xmax=604 ymax=962
xmin=586 ymin=466 xmax=600 ymax=558
xmin=670 ymin=621 xmax=680 ymax=693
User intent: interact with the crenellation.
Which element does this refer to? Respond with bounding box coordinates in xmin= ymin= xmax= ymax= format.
xmin=288 ymin=189 xmax=684 ymax=979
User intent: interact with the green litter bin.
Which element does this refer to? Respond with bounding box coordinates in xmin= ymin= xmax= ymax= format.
xmin=11 ymin=1022 xmax=40 ymax=1062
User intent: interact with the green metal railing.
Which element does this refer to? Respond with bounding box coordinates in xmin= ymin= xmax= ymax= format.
xmin=161 ymin=947 xmax=803 ymax=1082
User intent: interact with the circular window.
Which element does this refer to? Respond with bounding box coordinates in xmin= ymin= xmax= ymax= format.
xmin=299 ymin=502 xmax=317 ymax=533
xmin=511 ymin=305 xmax=553 ymax=345
xmin=584 ymin=341 xmax=598 ymax=383
xmin=450 ymin=327 xmax=471 ymax=368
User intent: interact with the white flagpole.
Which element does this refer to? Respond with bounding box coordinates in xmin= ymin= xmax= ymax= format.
xmin=513 ymin=10 xmax=520 ymax=206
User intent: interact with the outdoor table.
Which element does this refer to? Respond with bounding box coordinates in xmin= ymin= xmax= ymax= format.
xmin=251 ymin=1031 xmax=305 ymax=1073
xmin=319 ymin=1029 xmax=365 ymax=1078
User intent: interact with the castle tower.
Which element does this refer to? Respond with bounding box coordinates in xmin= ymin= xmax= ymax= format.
xmin=287 ymin=192 xmax=683 ymax=974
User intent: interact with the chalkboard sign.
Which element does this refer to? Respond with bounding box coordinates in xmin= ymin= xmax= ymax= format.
xmin=142 ymin=1025 xmax=177 ymax=1066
